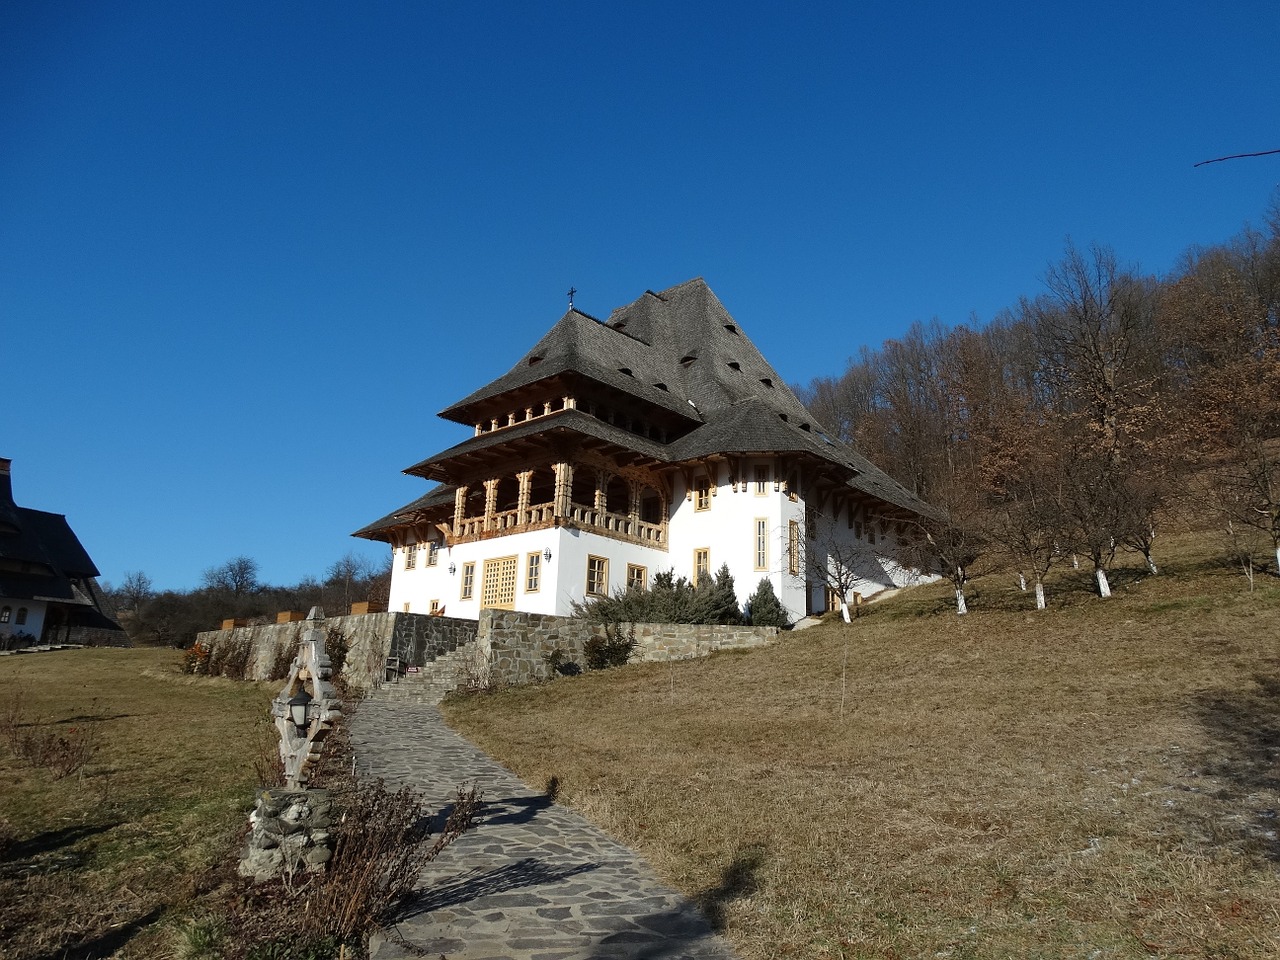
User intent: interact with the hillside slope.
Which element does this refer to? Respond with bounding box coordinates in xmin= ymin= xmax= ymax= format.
xmin=443 ymin=532 xmax=1280 ymax=959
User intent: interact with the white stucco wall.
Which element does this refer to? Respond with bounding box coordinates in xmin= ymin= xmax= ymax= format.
xmin=0 ymin=598 xmax=45 ymax=640
xmin=387 ymin=456 xmax=929 ymax=624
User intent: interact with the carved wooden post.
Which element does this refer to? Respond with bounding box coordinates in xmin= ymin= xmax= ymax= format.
xmin=628 ymin=479 xmax=642 ymax=529
xmin=594 ymin=469 xmax=608 ymax=514
xmin=553 ymin=462 xmax=572 ymax=518
xmin=454 ymin=486 xmax=468 ymax=533
xmin=483 ymin=478 xmax=499 ymax=532
xmin=517 ymin=470 xmax=532 ymax=524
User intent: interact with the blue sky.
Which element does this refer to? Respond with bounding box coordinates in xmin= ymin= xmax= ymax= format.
xmin=3 ymin=1 xmax=1277 ymax=592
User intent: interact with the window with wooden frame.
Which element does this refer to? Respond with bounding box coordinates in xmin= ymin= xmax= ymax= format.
xmin=426 ymin=541 xmax=440 ymax=566
xmin=754 ymin=464 xmax=769 ymax=495
xmin=586 ymin=555 xmax=608 ymax=596
xmin=404 ymin=542 xmax=417 ymax=570
xmin=15 ymin=608 xmax=27 ymax=625
xmin=481 ymin=555 xmax=518 ymax=610
xmin=694 ymin=476 xmax=711 ymax=511
xmin=429 ymin=599 xmax=440 ymax=614
xmin=788 ymin=520 xmax=800 ymax=575
xmin=460 ymin=561 xmax=475 ymax=599
xmin=693 ymin=547 xmax=711 ymax=586
xmin=525 ymin=552 xmax=541 ymax=592
xmin=0 ymin=606 xmax=9 ymax=624
xmin=754 ymin=518 xmax=769 ymax=571
xmin=806 ymin=508 xmax=817 ymax=540
xmin=626 ymin=563 xmax=647 ymax=591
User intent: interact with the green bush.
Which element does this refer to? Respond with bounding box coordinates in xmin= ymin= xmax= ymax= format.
xmin=745 ymin=578 xmax=789 ymax=627
xmin=573 ymin=564 xmax=743 ymax=626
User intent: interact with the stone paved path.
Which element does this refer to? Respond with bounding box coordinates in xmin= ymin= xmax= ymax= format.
xmin=348 ymin=697 xmax=741 ymax=960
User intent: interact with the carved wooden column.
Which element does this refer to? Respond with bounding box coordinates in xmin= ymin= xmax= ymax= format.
xmin=454 ymin=486 xmax=468 ymax=533
xmin=628 ymin=479 xmax=642 ymax=529
xmin=483 ymin=478 xmax=499 ymax=532
xmin=553 ymin=462 xmax=572 ymax=519
xmin=594 ymin=469 xmax=608 ymax=513
xmin=516 ymin=470 xmax=532 ymax=524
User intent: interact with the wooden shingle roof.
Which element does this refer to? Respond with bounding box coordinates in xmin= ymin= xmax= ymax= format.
xmin=356 ymin=279 xmax=934 ymax=537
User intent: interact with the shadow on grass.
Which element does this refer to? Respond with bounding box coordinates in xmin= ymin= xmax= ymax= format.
xmin=30 ymin=904 xmax=164 ymax=960
xmin=696 ymin=843 xmax=767 ymax=932
xmin=0 ymin=822 xmax=116 ymax=870
xmin=1192 ymin=673 xmax=1280 ymax=862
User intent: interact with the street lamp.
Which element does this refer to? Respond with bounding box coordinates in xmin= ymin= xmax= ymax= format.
xmin=287 ymin=689 xmax=312 ymax=733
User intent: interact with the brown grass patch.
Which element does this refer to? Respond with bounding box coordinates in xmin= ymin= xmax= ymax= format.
xmin=0 ymin=647 xmax=276 ymax=959
xmin=443 ymin=532 xmax=1280 ymax=958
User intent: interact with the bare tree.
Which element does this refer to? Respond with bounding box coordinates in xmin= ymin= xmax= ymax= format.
xmin=116 ymin=570 xmax=154 ymax=612
xmin=201 ymin=556 xmax=260 ymax=597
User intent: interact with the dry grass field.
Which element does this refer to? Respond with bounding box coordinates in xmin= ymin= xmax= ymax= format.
xmin=0 ymin=648 xmax=275 ymax=960
xmin=443 ymin=531 xmax=1280 ymax=959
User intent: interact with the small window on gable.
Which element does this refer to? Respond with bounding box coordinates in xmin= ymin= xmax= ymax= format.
xmin=727 ymin=361 xmax=741 ymax=371
xmin=724 ymin=323 xmax=739 ymax=335
xmin=527 ymin=355 xmax=543 ymax=366
xmin=760 ymin=377 xmax=773 ymax=388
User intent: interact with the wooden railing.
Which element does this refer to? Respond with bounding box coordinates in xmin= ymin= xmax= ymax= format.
xmin=451 ymin=500 xmax=666 ymax=549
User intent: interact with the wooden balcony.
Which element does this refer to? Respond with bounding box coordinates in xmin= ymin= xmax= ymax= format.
xmin=451 ymin=500 xmax=667 ymax=550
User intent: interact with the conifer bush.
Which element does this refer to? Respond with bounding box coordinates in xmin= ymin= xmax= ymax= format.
xmin=745 ymin=577 xmax=789 ymax=627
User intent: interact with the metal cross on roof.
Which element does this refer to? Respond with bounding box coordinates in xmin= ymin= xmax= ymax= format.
xmin=567 ymin=286 xmax=576 ymax=308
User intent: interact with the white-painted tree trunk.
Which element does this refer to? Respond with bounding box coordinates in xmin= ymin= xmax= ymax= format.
xmin=1035 ymin=581 xmax=1046 ymax=610
xmin=1071 ymin=554 xmax=1080 ymax=570
xmin=955 ymin=589 xmax=968 ymax=615
xmin=1275 ymin=545 xmax=1280 ymax=575
xmin=1095 ymin=567 xmax=1112 ymax=598
xmin=1018 ymin=572 xmax=1027 ymax=591
xmin=1145 ymin=554 xmax=1158 ymax=575
xmin=840 ymin=600 xmax=851 ymax=623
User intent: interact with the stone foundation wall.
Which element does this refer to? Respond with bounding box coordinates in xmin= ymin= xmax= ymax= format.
xmin=199 ymin=610 xmax=777 ymax=693
xmin=477 ymin=610 xmax=777 ymax=686
xmin=196 ymin=612 xmax=478 ymax=691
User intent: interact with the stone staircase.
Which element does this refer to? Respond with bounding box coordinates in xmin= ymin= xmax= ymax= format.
xmin=374 ymin=641 xmax=479 ymax=705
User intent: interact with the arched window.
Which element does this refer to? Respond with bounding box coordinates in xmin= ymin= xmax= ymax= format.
xmin=15 ymin=608 xmax=26 ymax=625
xmin=0 ymin=606 xmax=10 ymax=624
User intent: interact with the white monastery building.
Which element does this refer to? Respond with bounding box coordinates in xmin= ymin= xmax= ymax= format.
xmin=356 ymin=279 xmax=933 ymax=623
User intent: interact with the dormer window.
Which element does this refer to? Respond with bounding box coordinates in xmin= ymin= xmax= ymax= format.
xmin=760 ymin=377 xmax=773 ymax=388
xmin=800 ymin=423 xmax=812 ymax=432
xmin=724 ymin=323 xmax=739 ymax=335
xmin=727 ymin=361 xmax=741 ymax=371
xmin=680 ymin=355 xmax=696 ymax=366
xmin=778 ymin=413 xmax=789 ymax=422
xmin=527 ymin=355 xmax=544 ymax=366
xmin=618 ymin=367 xmax=633 ymax=377
xmin=654 ymin=382 xmax=669 ymax=391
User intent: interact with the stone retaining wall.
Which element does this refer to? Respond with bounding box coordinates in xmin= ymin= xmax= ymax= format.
xmin=198 ymin=610 xmax=777 ymax=692
xmin=477 ymin=610 xmax=777 ymax=686
xmin=196 ymin=612 xmax=476 ymax=691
